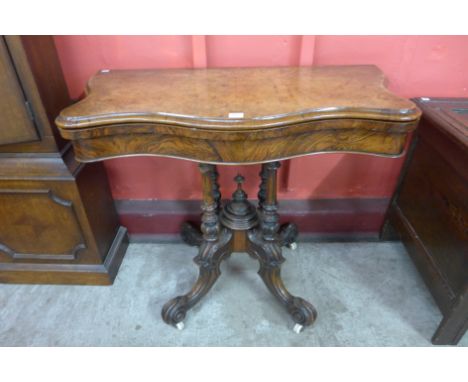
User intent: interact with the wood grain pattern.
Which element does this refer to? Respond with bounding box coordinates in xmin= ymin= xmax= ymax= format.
xmin=0 ymin=188 xmax=86 ymax=261
xmin=56 ymin=66 xmax=419 ymax=164
xmin=71 ymin=127 xmax=409 ymax=164
xmin=57 ymin=65 xmax=419 ymax=129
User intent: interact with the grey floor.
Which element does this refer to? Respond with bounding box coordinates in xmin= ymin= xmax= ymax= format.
xmin=0 ymin=241 xmax=466 ymax=346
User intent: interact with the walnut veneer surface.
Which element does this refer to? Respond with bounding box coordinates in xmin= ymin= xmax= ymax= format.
xmin=56 ymin=65 xmax=421 ymax=164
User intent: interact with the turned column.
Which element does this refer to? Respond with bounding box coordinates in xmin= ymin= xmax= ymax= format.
xmin=180 ymin=164 xmax=220 ymax=247
xmin=257 ymin=165 xmax=268 ymax=211
xmin=260 ymin=162 xmax=281 ymax=241
xmin=258 ymin=162 xmax=298 ymax=248
xmin=200 ymin=163 xmax=220 ymax=241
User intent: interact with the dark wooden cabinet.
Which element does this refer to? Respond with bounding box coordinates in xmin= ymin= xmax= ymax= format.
xmin=383 ymin=97 xmax=468 ymax=345
xmin=0 ymin=39 xmax=39 ymax=145
xmin=0 ymin=36 xmax=128 ymax=284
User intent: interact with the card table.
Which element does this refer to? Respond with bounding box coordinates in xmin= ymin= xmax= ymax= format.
xmin=56 ymin=65 xmax=421 ymax=332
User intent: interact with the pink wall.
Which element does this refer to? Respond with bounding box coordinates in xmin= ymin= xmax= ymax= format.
xmin=53 ymin=35 xmax=468 ymax=201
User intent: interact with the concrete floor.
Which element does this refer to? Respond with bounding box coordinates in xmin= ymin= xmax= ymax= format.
xmin=0 ymin=241 xmax=466 ymax=346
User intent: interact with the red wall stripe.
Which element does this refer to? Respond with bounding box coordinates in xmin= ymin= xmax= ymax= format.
xmin=191 ymin=35 xmax=207 ymax=68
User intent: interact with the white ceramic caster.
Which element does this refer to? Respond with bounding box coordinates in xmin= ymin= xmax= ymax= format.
xmin=288 ymin=242 xmax=298 ymax=250
xmin=175 ymin=322 xmax=185 ymax=331
xmin=293 ymin=323 xmax=303 ymax=334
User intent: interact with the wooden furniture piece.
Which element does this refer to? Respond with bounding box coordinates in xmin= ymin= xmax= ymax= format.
xmin=0 ymin=36 xmax=128 ymax=285
xmin=56 ymin=65 xmax=420 ymax=331
xmin=383 ymin=98 xmax=467 ymax=345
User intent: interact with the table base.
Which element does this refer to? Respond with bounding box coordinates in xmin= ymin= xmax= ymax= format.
xmin=161 ymin=162 xmax=317 ymax=332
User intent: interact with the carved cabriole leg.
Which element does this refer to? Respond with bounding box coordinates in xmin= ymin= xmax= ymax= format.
xmin=249 ymin=162 xmax=317 ymax=330
xmin=162 ymin=164 xmax=232 ymax=328
xmin=161 ymin=229 xmax=232 ymax=327
xmin=248 ymin=231 xmax=316 ymax=328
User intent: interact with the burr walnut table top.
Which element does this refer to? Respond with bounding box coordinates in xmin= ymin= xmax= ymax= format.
xmin=56 ymin=65 xmax=421 ymax=164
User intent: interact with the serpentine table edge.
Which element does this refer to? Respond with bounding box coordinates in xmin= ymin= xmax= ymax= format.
xmin=56 ymin=65 xmax=421 ymax=165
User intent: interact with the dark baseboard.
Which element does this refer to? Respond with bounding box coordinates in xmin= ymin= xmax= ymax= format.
xmin=115 ymin=198 xmax=389 ymax=242
xmin=128 ymin=232 xmax=381 ymax=244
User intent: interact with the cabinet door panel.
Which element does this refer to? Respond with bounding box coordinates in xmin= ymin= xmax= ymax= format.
xmin=0 ymin=38 xmax=39 ymax=146
xmin=0 ymin=188 xmax=86 ymax=262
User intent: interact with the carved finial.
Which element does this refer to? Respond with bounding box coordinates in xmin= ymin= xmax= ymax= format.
xmin=220 ymin=173 xmax=258 ymax=230
xmin=234 ymin=174 xmax=244 ymax=187
xmin=232 ymin=174 xmax=247 ymax=202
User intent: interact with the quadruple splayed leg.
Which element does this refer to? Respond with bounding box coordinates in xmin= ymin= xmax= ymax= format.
xmin=162 ymin=162 xmax=317 ymax=333
xmin=248 ymin=162 xmax=316 ymax=333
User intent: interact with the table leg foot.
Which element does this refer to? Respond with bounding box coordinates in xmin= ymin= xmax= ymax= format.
xmin=279 ymin=222 xmax=299 ymax=249
xmin=293 ymin=323 xmax=304 ymax=334
xmin=180 ymin=222 xmax=203 ymax=247
xmin=162 ymin=229 xmax=232 ymax=328
xmin=247 ymin=230 xmax=317 ymax=329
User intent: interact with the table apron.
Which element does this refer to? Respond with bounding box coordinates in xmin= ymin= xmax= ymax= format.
xmin=70 ymin=126 xmax=412 ymax=164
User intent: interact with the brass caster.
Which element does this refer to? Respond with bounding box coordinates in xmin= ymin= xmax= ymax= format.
xmin=287 ymin=242 xmax=298 ymax=250
xmin=293 ymin=323 xmax=304 ymax=334
xmin=175 ymin=322 xmax=185 ymax=331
